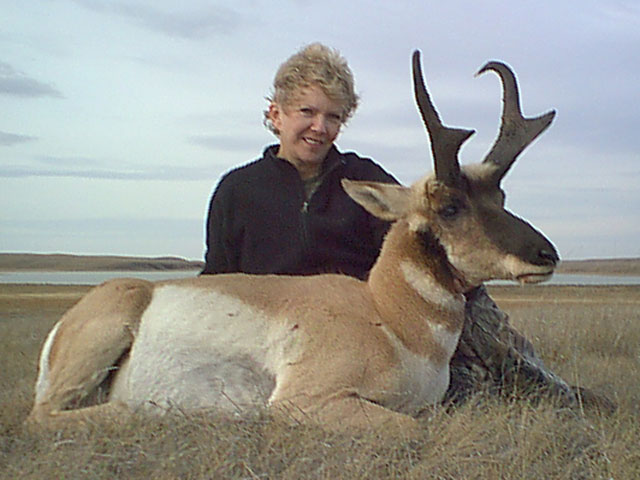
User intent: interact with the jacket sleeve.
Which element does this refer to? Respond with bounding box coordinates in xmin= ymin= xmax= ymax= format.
xmin=201 ymin=174 xmax=240 ymax=275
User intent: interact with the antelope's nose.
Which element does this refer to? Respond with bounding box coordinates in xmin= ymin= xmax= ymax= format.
xmin=538 ymin=248 xmax=560 ymax=266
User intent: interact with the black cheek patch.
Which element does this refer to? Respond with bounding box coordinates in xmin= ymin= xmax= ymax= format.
xmin=416 ymin=228 xmax=457 ymax=291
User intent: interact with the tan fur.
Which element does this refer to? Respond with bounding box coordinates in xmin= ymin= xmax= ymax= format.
xmin=28 ymin=57 xmax=558 ymax=435
xmin=29 ymin=279 xmax=152 ymax=426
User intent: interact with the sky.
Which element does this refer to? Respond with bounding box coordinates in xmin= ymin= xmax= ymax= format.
xmin=1 ymin=0 xmax=639 ymax=261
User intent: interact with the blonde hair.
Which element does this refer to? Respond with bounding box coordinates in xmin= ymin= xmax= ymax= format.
xmin=264 ymin=43 xmax=360 ymax=135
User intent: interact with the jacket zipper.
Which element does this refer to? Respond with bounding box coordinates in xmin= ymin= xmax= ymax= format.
xmin=299 ymin=158 xmax=345 ymax=256
xmin=300 ymin=193 xmax=312 ymax=257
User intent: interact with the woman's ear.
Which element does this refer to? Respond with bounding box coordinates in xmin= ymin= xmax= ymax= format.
xmin=268 ymin=102 xmax=283 ymax=134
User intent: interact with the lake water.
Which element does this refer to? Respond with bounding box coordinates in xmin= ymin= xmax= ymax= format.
xmin=0 ymin=271 xmax=639 ymax=286
xmin=488 ymin=274 xmax=640 ymax=286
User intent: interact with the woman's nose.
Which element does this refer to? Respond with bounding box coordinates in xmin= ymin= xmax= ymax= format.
xmin=310 ymin=115 xmax=328 ymax=133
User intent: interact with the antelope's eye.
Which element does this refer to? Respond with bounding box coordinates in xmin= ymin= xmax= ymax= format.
xmin=439 ymin=205 xmax=458 ymax=218
xmin=438 ymin=199 xmax=466 ymax=219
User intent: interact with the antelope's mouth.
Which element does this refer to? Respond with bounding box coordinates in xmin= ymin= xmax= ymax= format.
xmin=516 ymin=271 xmax=554 ymax=285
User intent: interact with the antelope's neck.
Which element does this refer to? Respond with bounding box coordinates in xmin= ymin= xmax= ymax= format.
xmin=367 ymin=222 xmax=466 ymax=356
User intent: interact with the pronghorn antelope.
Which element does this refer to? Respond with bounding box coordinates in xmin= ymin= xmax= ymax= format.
xmin=28 ymin=51 xmax=559 ymax=434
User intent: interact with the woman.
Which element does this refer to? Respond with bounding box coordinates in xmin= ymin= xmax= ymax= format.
xmin=202 ymin=43 xmax=397 ymax=279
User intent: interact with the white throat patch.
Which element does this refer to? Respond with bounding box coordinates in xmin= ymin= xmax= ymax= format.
xmin=400 ymin=261 xmax=464 ymax=314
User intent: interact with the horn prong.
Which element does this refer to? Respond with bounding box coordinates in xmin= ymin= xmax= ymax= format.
xmin=412 ymin=50 xmax=474 ymax=186
xmin=478 ymin=61 xmax=556 ymax=182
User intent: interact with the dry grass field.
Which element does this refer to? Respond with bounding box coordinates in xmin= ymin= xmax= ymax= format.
xmin=1 ymin=282 xmax=638 ymax=479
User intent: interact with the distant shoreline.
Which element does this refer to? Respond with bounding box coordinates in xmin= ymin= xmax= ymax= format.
xmin=556 ymin=258 xmax=640 ymax=277
xmin=0 ymin=253 xmax=203 ymax=272
xmin=1 ymin=253 xmax=639 ymax=276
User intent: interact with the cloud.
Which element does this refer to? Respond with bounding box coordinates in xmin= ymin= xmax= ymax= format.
xmin=187 ymin=134 xmax=264 ymax=152
xmin=0 ymin=61 xmax=63 ymax=98
xmin=0 ymin=130 xmax=37 ymax=146
xmin=0 ymin=155 xmax=219 ymax=181
xmin=72 ymin=0 xmax=243 ymax=39
xmin=1 ymin=217 xmax=205 ymax=258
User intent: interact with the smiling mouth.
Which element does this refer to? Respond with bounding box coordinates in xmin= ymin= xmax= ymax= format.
xmin=304 ymin=137 xmax=324 ymax=146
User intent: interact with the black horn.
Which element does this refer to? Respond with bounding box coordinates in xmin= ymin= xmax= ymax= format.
xmin=412 ymin=50 xmax=474 ymax=187
xmin=477 ymin=61 xmax=556 ymax=183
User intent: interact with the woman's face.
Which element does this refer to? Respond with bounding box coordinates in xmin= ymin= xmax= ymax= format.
xmin=270 ymin=85 xmax=344 ymax=179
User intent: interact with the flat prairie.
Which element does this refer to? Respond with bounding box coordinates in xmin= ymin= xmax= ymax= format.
xmin=1 ymin=282 xmax=638 ymax=479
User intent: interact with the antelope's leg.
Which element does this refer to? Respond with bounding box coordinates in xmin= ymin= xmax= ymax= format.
xmin=28 ymin=279 xmax=152 ymax=425
xmin=272 ymin=391 xmax=421 ymax=437
xmin=26 ymin=400 xmax=132 ymax=430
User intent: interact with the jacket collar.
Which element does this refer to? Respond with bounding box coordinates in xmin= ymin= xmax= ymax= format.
xmin=264 ymin=144 xmax=345 ymax=175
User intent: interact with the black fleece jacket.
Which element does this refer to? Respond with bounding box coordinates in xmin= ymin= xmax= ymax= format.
xmin=202 ymin=145 xmax=398 ymax=279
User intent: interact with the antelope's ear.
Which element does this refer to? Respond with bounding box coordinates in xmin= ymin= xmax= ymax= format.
xmin=342 ymin=179 xmax=411 ymax=221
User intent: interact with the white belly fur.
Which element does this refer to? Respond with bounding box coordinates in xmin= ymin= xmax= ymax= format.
xmin=110 ymin=285 xmax=297 ymax=414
